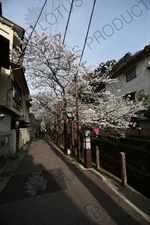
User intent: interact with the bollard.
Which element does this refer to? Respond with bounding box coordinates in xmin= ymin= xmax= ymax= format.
xmin=96 ymin=146 xmax=100 ymax=169
xmin=84 ymin=148 xmax=92 ymax=168
xmin=120 ymin=152 xmax=127 ymax=187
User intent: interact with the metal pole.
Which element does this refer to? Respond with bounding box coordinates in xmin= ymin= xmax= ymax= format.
xmin=74 ymin=73 xmax=81 ymax=158
xmin=63 ymin=98 xmax=67 ymax=154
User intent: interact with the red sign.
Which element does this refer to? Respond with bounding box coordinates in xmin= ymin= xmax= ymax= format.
xmin=93 ymin=128 xmax=99 ymax=135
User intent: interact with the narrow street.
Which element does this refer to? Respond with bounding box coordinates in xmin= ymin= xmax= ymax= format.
xmin=0 ymin=136 xmax=149 ymax=225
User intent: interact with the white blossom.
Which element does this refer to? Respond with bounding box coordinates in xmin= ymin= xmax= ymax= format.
xmin=12 ymin=30 xmax=147 ymax=139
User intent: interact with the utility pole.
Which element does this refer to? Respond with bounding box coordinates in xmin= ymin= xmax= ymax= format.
xmin=63 ymin=97 xmax=68 ymax=154
xmin=74 ymin=73 xmax=81 ymax=158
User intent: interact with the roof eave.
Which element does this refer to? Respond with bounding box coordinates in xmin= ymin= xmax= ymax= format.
xmin=110 ymin=46 xmax=150 ymax=78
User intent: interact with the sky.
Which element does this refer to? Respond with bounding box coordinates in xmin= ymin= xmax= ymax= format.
xmin=1 ymin=0 xmax=150 ymax=70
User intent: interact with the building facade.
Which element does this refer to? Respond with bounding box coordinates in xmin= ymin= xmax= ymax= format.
xmin=106 ymin=46 xmax=150 ymax=96
xmin=0 ymin=15 xmax=32 ymax=168
xmin=106 ymin=45 xmax=150 ymax=136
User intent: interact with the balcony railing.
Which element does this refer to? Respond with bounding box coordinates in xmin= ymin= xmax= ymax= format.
xmin=6 ymin=89 xmax=21 ymax=112
xmin=12 ymin=98 xmax=21 ymax=111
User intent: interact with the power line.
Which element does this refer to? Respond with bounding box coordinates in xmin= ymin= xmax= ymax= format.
xmin=25 ymin=0 xmax=47 ymax=50
xmin=10 ymin=0 xmax=48 ymax=76
xmin=79 ymin=0 xmax=96 ymax=65
xmin=62 ymin=0 xmax=74 ymax=45
xmin=45 ymin=0 xmax=48 ymax=31
xmin=50 ymin=0 xmax=54 ymax=35
xmin=55 ymin=0 xmax=62 ymax=33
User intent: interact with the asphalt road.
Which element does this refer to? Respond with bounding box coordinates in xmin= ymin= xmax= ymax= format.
xmin=0 ymin=137 xmax=149 ymax=225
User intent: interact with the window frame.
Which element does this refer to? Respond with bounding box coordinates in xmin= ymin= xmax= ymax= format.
xmin=11 ymin=80 xmax=22 ymax=106
xmin=126 ymin=69 xmax=136 ymax=82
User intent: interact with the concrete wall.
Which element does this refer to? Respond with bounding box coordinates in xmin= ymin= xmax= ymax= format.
xmin=0 ymin=109 xmax=11 ymax=165
xmin=1 ymin=125 xmax=33 ymax=168
xmin=0 ymin=19 xmax=13 ymax=51
xmin=0 ymin=109 xmax=11 ymax=134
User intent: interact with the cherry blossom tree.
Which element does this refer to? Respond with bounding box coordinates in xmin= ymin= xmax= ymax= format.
xmin=76 ymin=65 xmax=146 ymax=138
xmin=12 ymin=31 xmax=88 ymax=96
xmin=78 ymin=90 xmax=145 ymax=138
xmin=11 ymin=30 xmax=146 ymax=140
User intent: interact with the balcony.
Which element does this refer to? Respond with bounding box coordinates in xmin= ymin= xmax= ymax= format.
xmin=12 ymin=98 xmax=21 ymax=111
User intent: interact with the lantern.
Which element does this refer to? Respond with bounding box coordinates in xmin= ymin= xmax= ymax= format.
xmin=77 ymin=124 xmax=82 ymax=130
xmin=57 ymin=106 xmax=62 ymax=112
xmin=93 ymin=127 xmax=99 ymax=135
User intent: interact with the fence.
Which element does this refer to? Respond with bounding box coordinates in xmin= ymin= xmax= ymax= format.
xmin=91 ymin=138 xmax=150 ymax=199
xmin=126 ymin=128 xmax=150 ymax=138
xmin=11 ymin=127 xmax=33 ymax=155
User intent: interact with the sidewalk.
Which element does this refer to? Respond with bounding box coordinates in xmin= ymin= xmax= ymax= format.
xmin=0 ymin=136 xmax=150 ymax=225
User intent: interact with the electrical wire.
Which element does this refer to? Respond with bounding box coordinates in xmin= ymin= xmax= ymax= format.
xmin=55 ymin=0 xmax=62 ymax=33
xmin=62 ymin=0 xmax=74 ymax=45
xmin=62 ymin=0 xmax=96 ymax=60
xmin=79 ymin=0 xmax=96 ymax=65
xmin=9 ymin=0 xmax=48 ymax=77
xmin=45 ymin=0 xmax=48 ymax=31
xmin=50 ymin=0 xmax=54 ymax=35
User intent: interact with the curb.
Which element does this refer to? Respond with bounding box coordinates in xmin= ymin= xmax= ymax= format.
xmin=47 ymin=138 xmax=150 ymax=222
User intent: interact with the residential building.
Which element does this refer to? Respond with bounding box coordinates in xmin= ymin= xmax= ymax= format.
xmin=0 ymin=14 xmax=32 ymax=168
xmin=106 ymin=45 xmax=150 ymax=137
xmin=106 ymin=46 xmax=150 ymax=97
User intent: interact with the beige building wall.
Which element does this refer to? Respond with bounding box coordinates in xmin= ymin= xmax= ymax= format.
xmin=21 ymin=94 xmax=30 ymax=123
xmin=0 ymin=19 xmax=13 ymax=50
xmin=106 ymin=57 xmax=150 ymax=96
xmin=0 ymin=16 xmax=32 ymax=164
xmin=0 ymin=67 xmax=11 ymax=106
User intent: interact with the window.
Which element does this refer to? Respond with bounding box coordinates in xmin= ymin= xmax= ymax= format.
xmin=11 ymin=81 xmax=22 ymax=105
xmin=126 ymin=70 xmax=136 ymax=82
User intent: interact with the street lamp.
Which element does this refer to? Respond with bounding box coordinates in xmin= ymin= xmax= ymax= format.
xmin=0 ymin=114 xmax=5 ymax=120
xmin=67 ymin=112 xmax=74 ymax=154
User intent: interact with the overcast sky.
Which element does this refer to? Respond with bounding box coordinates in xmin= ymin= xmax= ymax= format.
xmin=1 ymin=0 xmax=150 ymax=69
